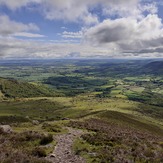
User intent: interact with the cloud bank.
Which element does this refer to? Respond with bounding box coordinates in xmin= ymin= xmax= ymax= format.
xmin=85 ymin=14 xmax=163 ymax=52
xmin=0 ymin=0 xmax=163 ymax=58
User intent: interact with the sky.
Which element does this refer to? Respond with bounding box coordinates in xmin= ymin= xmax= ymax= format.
xmin=0 ymin=0 xmax=163 ymax=59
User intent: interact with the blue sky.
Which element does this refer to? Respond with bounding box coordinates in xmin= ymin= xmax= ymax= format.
xmin=0 ymin=0 xmax=163 ymax=59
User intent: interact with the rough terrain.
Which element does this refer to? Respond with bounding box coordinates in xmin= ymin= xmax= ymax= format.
xmin=46 ymin=127 xmax=85 ymax=163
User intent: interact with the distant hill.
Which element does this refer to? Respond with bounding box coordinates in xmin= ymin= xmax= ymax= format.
xmin=142 ymin=61 xmax=163 ymax=75
xmin=0 ymin=77 xmax=56 ymax=98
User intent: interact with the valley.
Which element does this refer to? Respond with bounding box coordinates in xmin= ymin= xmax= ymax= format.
xmin=0 ymin=59 xmax=163 ymax=163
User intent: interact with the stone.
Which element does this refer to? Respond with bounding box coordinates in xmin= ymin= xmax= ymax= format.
xmin=32 ymin=120 xmax=39 ymax=125
xmin=50 ymin=154 xmax=56 ymax=157
xmin=0 ymin=125 xmax=13 ymax=134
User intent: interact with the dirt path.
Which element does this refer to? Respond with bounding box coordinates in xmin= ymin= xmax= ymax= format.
xmin=46 ymin=127 xmax=86 ymax=163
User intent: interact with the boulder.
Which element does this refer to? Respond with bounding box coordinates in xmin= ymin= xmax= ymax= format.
xmin=0 ymin=125 xmax=13 ymax=134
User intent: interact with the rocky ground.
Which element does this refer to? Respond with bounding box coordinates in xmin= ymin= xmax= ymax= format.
xmin=46 ymin=127 xmax=85 ymax=163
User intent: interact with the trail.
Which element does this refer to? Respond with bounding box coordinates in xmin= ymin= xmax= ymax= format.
xmin=46 ymin=127 xmax=86 ymax=163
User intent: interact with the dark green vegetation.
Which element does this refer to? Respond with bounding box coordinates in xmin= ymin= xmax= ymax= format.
xmin=0 ymin=99 xmax=69 ymax=123
xmin=45 ymin=76 xmax=107 ymax=96
xmin=0 ymin=59 xmax=163 ymax=163
xmin=0 ymin=77 xmax=56 ymax=98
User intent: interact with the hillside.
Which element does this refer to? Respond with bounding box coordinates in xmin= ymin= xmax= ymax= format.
xmin=142 ymin=61 xmax=163 ymax=75
xmin=0 ymin=60 xmax=163 ymax=163
xmin=0 ymin=77 xmax=56 ymax=98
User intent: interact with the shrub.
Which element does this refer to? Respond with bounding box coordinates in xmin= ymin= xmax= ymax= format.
xmin=40 ymin=134 xmax=53 ymax=145
xmin=42 ymin=123 xmax=61 ymax=132
xmin=32 ymin=147 xmax=47 ymax=157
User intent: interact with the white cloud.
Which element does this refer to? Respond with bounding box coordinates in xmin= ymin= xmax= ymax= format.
xmin=13 ymin=32 xmax=45 ymax=38
xmin=0 ymin=0 xmax=141 ymax=24
xmin=62 ymin=31 xmax=83 ymax=39
xmin=0 ymin=0 xmax=41 ymax=10
xmin=0 ymin=0 xmax=158 ymax=23
xmin=102 ymin=0 xmax=140 ymax=18
xmin=0 ymin=36 xmax=163 ymax=59
xmin=61 ymin=27 xmax=67 ymax=30
xmin=0 ymin=37 xmax=118 ymax=58
xmin=0 ymin=14 xmax=39 ymax=36
xmin=0 ymin=0 xmax=163 ymax=58
xmin=41 ymin=0 xmax=99 ymax=25
xmin=84 ymin=14 xmax=163 ymax=54
xmin=0 ymin=0 xmax=159 ymax=25
xmin=140 ymin=2 xmax=158 ymax=14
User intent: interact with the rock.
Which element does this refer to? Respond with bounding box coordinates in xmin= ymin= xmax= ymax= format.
xmin=50 ymin=154 xmax=56 ymax=157
xmin=0 ymin=125 xmax=13 ymax=134
xmin=25 ymin=116 xmax=30 ymax=119
xmin=32 ymin=120 xmax=39 ymax=125
xmin=46 ymin=127 xmax=85 ymax=163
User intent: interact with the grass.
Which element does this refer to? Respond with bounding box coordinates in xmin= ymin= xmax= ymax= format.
xmin=0 ymin=115 xmax=29 ymax=124
xmin=98 ymin=110 xmax=163 ymax=136
xmin=1 ymin=60 xmax=163 ymax=162
xmin=0 ymin=129 xmax=52 ymax=163
xmin=73 ymin=138 xmax=100 ymax=163
xmin=0 ymin=98 xmax=69 ymax=122
xmin=129 ymin=86 xmax=145 ymax=93
xmin=1 ymin=95 xmax=163 ymax=132
xmin=41 ymin=121 xmax=68 ymax=134
xmin=0 ymin=77 xmax=56 ymax=98
xmin=13 ymin=120 xmax=69 ymax=135
xmin=4 ymin=120 xmax=68 ymax=161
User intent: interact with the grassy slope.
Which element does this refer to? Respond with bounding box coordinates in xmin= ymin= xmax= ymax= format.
xmin=0 ymin=77 xmax=58 ymax=98
xmin=1 ymin=95 xmax=162 ymax=132
xmin=69 ymin=96 xmax=163 ymax=162
xmin=0 ymin=95 xmax=163 ymax=163
xmin=0 ymin=98 xmax=71 ymax=122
